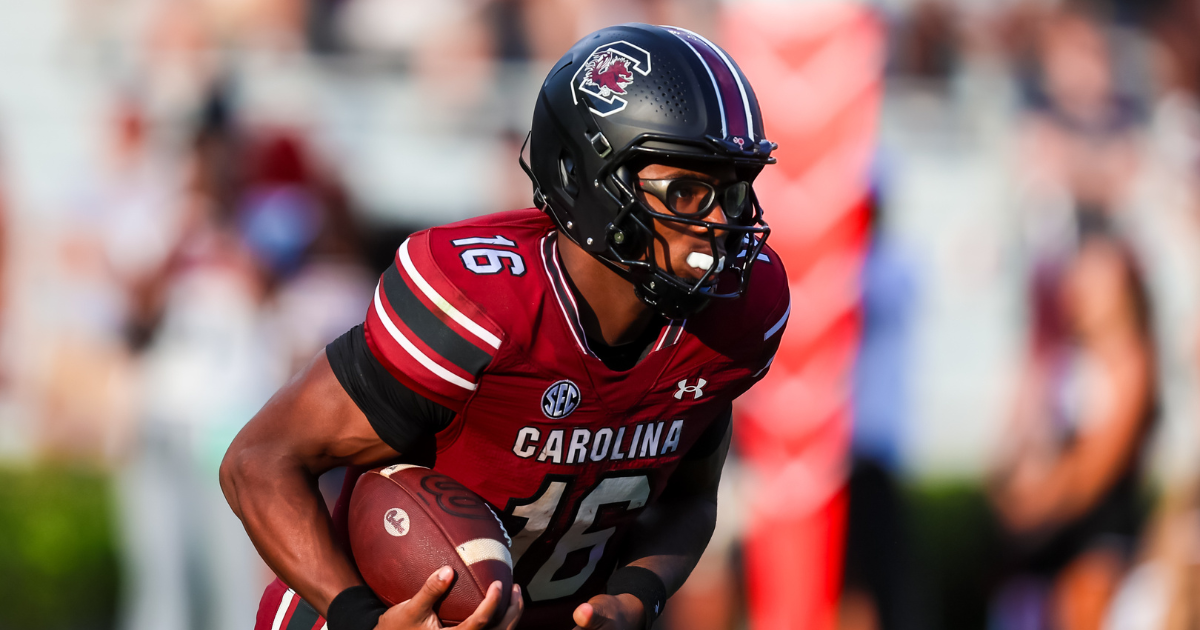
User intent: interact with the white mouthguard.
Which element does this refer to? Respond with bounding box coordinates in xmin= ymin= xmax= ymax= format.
xmin=686 ymin=252 xmax=724 ymax=272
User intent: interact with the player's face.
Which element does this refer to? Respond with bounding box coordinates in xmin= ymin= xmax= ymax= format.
xmin=636 ymin=162 xmax=740 ymax=283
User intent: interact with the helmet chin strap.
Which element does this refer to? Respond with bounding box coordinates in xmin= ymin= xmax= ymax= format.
xmin=589 ymin=249 xmax=713 ymax=320
xmin=634 ymin=281 xmax=712 ymax=320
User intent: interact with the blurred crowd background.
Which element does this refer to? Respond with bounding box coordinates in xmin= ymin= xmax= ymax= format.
xmin=4 ymin=0 xmax=1200 ymax=629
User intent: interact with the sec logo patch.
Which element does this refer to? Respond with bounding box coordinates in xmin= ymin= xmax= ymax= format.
xmin=542 ymin=380 xmax=581 ymax=419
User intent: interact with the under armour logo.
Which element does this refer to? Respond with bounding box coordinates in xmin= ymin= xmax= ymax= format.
xmin=674 ymin=378 xmax=706 ymax=400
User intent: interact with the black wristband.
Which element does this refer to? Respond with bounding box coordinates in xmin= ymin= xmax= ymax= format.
xmin=327 ymin=585 xmax=388 ymax=630
xmin=606 ymin=566 xmax=667 ymax=630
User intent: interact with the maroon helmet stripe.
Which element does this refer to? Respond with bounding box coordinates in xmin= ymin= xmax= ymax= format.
xmin=664 ymin=27 xmax=751 ymax=140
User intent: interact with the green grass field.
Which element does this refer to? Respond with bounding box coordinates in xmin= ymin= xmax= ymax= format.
xmin=0 ymin=465 xmax=120 ymax=630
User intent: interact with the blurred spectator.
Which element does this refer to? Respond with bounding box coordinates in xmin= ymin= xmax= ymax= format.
xmin=115 ymin=81 xmax=374 ymax=630
xmin=336 ymin=0 xmax=479 ymax=57
xmin=1017 ymin=8 xmax=1143 ymax=256
xmin=1102 ymin=480 xmax=1200 ymax=629
xmin=889 ymin=0 xmax=960 ymax=85
xmin=0 ymin=140 xmax=9 ymax=338
xmin=0 ymin=135 xmax=12 ymax=451
xmin=38 ymin=97 xmax=181 ymax=462
xmin=237 ymin=129 xmax=374 ymax=369
xmin=116 ymin=90 xmax=275 ymax=630
xmin=988 ymin=234 xmax=1157 ymax=630
xmin=1149 ymin=0 xmax=1200 ymax=102
xmin=336 ymin=0 xmax=500 ymax=115
xmin=1125 ymin=0 xmax=1200 ymax=501
xmin=840 ymin=187 xmax=920 ymax=630
xmin=851 ymin=189 xmax=919 ymax=472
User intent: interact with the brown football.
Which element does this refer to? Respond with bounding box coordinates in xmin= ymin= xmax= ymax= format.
xmin=348 ymin=464 xmax=513 ymax=624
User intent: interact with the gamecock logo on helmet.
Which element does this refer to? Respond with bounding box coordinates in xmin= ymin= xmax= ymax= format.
xmin=583 ymin=52 xmax=634 ymax=98
xmin=573 ymin=41 xmax=652 ymax=117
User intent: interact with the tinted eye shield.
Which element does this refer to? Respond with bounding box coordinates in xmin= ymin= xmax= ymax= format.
xmin=617 ymin=182 xmax=769 ymax=295
xmin=637 ymin=178 xmax=752 ymax=221
xmin=595 ymin=134 xmax=772 ymax=299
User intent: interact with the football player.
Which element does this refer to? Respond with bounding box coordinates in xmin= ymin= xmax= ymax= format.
xmin=221 ymin=23 xmax=790 ymax=630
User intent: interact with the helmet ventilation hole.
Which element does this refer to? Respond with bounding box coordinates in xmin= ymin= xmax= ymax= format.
xmin=641 ymin=64 xmax=690 ymax=122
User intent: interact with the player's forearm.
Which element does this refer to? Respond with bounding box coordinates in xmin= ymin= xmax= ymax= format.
xmin=222 ymin=351 xmax=404 ymax=616
xmin=220 ymin=446 xmax=363 ymax=615
xmin=619 ymin=494 xmax=718 ymax=594
xmin=616 ymin=419 xmax=730 ymax=594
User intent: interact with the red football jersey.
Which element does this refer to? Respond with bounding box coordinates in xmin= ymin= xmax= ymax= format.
xmin=363 ymin=209 xmax=789 ymax=627
xmin=257 ymin=209 xmax=790 ymax=630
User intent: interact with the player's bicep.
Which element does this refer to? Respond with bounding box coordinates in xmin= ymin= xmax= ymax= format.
xmin=226 ymin=350 xmax=398 ymax=478
xmin=327 ymin=324 xmax=456 ymax=456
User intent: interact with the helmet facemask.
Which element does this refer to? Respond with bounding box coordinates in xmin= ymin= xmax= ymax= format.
xmin=591 ymin=137 xmax=772 ymax=319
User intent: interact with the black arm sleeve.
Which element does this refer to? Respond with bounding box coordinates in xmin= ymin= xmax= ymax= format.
xmin=326 ymin=324 xmax=457 ymax=454
xmin=684 ymin=404 xmax=732 ymax=461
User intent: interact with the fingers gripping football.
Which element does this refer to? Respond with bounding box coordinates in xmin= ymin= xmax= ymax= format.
xmin=375 ymin=567 xmax=523 ymax=630
xmin=572 ymin=594 xmax=643 ymax=630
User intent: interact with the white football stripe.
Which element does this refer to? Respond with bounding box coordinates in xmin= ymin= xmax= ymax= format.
xmin=374 ymin=286 xmax=476 ymax=391
xmin=764 ymin=298 xmax=791 ymax=341
xmin=399 ymin=239 xmax=502 ymax=350
xmin=456 ymin=538 xmax=513 ymax=569
xmin=271 ymin=589 xmax=295 ymax=630
xmin=380 ymin=464 xmax=426 ymax=478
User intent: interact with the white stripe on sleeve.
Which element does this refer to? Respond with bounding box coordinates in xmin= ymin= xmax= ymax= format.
xmin=374 ymin=285 xmax=477 ymax=391
xmin=271 ymin=589 xmax=295 ymax=630
xmin=764 ymin=298 xmax=791 ymax=341
xmin=399 ymin=239 xmax=502 ymax=349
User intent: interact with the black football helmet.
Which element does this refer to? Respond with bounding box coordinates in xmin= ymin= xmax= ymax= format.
xmin=521 ymin=23 xmax=776 ymax=319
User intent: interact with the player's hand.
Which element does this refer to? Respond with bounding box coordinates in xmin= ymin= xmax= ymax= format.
xmin=375 ymin=566 xmax=523 ymax=630
xmin=571 ymin=593 xmax=644 ymax=630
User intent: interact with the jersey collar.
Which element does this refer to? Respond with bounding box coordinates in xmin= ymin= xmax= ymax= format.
xmin=539 ymin=232 xmax=687 ymax=360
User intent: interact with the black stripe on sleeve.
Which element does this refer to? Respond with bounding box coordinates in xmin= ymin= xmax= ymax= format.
xmin=327 ymin=324 xmax=456 ymax=456
xmin=286 ymin=598 xmax=320 ymax=630
xmin=379 ymin=264 xmax=493 ymax=377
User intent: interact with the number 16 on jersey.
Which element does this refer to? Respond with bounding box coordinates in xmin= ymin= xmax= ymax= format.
xmin=504 ymin=475 xmax=651 ymax=601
